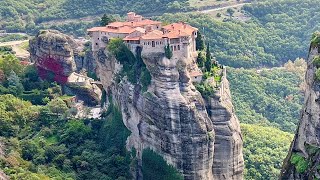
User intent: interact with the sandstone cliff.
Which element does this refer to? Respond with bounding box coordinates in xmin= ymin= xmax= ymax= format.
xmin=95 ymin=46 xmax=244 ymax=179
xmin=280 ymin=34 xmax=320 ymax=179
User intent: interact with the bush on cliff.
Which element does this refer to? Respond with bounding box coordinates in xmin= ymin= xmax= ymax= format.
xmin=108 ymin=39 xmax=151 ymax=91
xmin=142 ymin=148 xmax=183 ymax=180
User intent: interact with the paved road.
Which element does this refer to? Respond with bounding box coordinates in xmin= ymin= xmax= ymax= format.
xmin=200 ymin=2 xmax=251 ymax=13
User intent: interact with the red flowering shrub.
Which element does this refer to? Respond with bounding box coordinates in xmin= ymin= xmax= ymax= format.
xmin=36 ymin=56 xmax=68 ymax=84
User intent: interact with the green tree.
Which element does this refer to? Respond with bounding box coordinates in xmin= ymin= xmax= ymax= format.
xmin=7 ymin=70 xmax=24 ymax=96
xmin=0 ymin=54 xmax=23 ymax=77
xmin=205 ymin=44 xmax=212 ymax=72
xmin=196 ymin=31 xmax=205 ymax=51
xmin=197 ymin=51 xmax=205 ymax=68
xmin=100 ymin=14 xmax=115 ymax=26
xmin=47 ymin=98 xmax=68 ymax=116
xmin=164 ymin=44 xmax=173 ymax=59
xmin=142 ymin=148 xmax=183 ymax=180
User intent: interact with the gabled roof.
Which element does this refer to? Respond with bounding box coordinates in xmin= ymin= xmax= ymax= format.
xmin=163 ymin=22 xmax=198 ymax=36
xmin=140 ymin=30 xmax=164 ymax=40
xmin=164 ymin=30 xmax=190 ymax=39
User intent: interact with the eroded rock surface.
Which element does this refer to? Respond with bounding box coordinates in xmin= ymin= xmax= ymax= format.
xmin=281 ymin=46 xmax=320 ymax=179
xmin=206 ymin=70 xmax=244 ymax=180
xmin=95 ymin=48 xmax=244 ymax=179
xmin=29 ymin=30 xmax=77 ymax=82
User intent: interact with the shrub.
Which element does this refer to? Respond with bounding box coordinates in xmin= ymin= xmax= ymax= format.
xmin=315 ymin=69 xmax=320 ymax=81
xmin=311 ymin=32 xmax=320 ymax=48
xmin=313 ymin=56 xmax=320 ymax=68
xmin=290 ymin=153 xmax=309 ymax=173
xmin=142 ymin=148 xmax=183 ymax=180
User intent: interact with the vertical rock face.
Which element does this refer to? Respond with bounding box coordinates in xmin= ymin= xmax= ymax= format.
xmin=281 ymin=43 xmax=320 ymax=179
xmin=206 ymin=70 xmax=244 ymax=180
xmin=95 ymin=48 xmax=244 ymax=179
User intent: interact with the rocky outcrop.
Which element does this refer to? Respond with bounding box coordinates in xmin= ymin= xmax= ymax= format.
xmin=95 ymin=47 xmax=244 ymax=179
xmin=29 ymin=30 xmax=101 ymax=105
xmin=29 ymin=30 xmax=96 ymax=81
xmin=29 ymin=30 xmax=77 ymax=83
xmin=206 ymin=69 xmax=244 ymax=180
xmin=280 ymin=38 xmax=320 ymax=179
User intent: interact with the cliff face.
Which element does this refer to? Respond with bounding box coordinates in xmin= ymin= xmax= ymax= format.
xmin=206 ymin=72 xmax=244 ymax=179
xmin=281 ymin=41 xmax=320 ymax=179
xmin=95 ymin=47 xmax=244 ymax=179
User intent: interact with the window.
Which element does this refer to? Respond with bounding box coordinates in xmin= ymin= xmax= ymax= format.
xmin=96 ymin=43 xmax=98 ymax=45
xmin=178 ymin=45 xmax=180 ymax=50
xmin=152 ymin=41 xmax=155 ymax=47
xmin=98 ymin=38 xmax=99 ymax=40
xmin=174 ymin=46 xmax=176 ymax=51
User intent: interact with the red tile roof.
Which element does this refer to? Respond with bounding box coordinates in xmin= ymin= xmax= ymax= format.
xmin=140 ymin=30 xmax=163 ymax=40
xmin=163 ymin=22 xmax=198 ymax=36
xmin=164 ymin=30 xmax=190 ymax=39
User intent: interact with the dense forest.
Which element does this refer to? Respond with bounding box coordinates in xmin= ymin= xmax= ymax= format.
xmin=160 ymin=0 xmax=320 ymax=67
xmin=241 ymin=124 xmax=293 ymax=180
xmin=228 ymin=59 xmax=306 ymax=132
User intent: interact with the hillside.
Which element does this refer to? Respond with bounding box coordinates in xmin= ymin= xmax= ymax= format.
xmin=0 ymin=0 xmax=190 ymax=34
xmin=228 ymin=59 xmax=306 ymax=132
xmin=159 ymin=0 xmax=320 ymax=68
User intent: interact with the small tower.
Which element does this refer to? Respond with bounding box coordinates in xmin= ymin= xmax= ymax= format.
xmin=127 ymin=12 xmax=135 ymax=21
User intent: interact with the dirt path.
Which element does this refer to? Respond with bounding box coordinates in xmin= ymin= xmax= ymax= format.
xmin=0 ymin=40 xmax=30 ymax=59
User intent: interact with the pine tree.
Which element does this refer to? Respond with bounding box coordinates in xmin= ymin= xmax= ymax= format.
xmin=196 ymin=31 xmax=205 ymax=51
xmin=205 ymin=44 xmax=212 ymax=72
xmin=197 ymin=52 xmax=205 ymax=68
xmin=164 ymin=45 xmax=173 ymax=59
